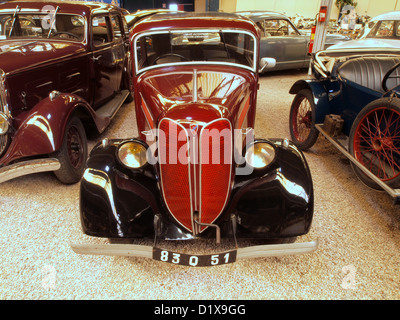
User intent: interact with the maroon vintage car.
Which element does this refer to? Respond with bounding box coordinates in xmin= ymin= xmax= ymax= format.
xmin=0 ymin=1 xmax=133 ymax=184
xmin=72 ymin=13 xmax=317 ymax=266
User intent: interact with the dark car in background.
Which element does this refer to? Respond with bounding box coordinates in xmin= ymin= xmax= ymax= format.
xmin=236 ymin=11 xmax=351 ymax=72
xmin=289 ymin=47 xmax=400 ymax=201
xmin=0 ymin=1 xmax=133 ymax=184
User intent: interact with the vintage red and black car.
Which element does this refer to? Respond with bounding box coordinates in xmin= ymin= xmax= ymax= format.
xmin=0 ymin=1 xmax=132 ymax=184
xmin=72 ymin=13 xmax=317 ymax=266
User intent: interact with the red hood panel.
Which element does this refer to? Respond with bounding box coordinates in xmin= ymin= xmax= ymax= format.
xmin=137 ymin=66 xmax=255 ymax=126
xmin=0 ymin=40 xmax=86 ymax=74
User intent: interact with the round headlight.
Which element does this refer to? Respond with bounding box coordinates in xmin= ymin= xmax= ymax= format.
xmin=0 ymin=113 xmax=9 ymax=135
xmin=245 ymin=142 xmax=275 ymax=169
xmin=118 ymin=141 xmax=148 ymax=168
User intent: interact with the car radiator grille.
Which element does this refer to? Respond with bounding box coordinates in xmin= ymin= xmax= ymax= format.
xmin=158 ymin=118 xmax=232 ymax=234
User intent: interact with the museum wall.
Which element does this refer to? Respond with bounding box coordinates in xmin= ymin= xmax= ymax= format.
xmin=216 ymin=0 xmax=400 ymax=19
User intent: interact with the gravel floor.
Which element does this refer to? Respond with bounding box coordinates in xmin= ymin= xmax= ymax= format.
xmin=1 ymin=69 xmax=399 ymax=300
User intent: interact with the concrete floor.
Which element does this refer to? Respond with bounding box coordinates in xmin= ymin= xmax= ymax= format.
xmin=0 ymin=69 xmax=399 ymax=300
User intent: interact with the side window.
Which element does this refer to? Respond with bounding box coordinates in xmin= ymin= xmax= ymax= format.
xmin=256 ymin=20 xmax=266 ymax=37
xmin=111 ymin=15 xmax=123 ymax=40
xmin=122 ymin=16 xmax=129 ymax=35
xmin=265 ymin=19 xmax=291 ymax=36
xmin=92 ymin=15 xmax=111 ymax=46
xmin=374 ymin=21 xmax=395 ymax=37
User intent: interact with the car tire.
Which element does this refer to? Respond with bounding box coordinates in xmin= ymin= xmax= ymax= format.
xmin=349 ymin=98 xmax=400 ymax=190
xmin=289 ymin=89 xmax=319 ymax=151
xmin=53 ymin=116 xmax=87 ymax=184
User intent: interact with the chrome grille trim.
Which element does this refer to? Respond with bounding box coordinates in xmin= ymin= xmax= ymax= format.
xmin=158 ymin=117 xmax=233 ymax=235
xmin=0 ymin=69 xmax=10 ymax=157
xmin=0 ymin=69 xmax=9 ymax=115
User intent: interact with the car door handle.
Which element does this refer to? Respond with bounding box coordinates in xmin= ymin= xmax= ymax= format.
xmin=92 ymin=55 xmax=102 ymax=61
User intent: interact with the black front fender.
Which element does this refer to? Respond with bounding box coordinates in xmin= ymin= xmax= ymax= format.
xmin=225 ymin=138 xmax=314 ymax=239
xmin=79 ymin=139 xmax=160 ymax=238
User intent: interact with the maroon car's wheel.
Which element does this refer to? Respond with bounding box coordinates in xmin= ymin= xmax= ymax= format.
xmin=53 ymin=116 xmax=87 ymax=184
xmin=289 ymin=89 xmax=319 ymax=150
xmin=349 ymin=98 xmax=400 ymax=189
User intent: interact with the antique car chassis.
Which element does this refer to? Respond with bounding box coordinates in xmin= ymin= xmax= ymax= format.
xmin=289 ymin=48 xmax=400 ymax=202
xmin=71 ymin=13 xmax=317 ymax=266
xmin=314 ymin=123 xmax=400 ymax=200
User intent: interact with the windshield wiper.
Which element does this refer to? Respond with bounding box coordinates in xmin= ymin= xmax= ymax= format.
xmin=8 ymin=5 xmax=21 ymax=37
xmin=47 ymin=6 xmax=60 ymax=38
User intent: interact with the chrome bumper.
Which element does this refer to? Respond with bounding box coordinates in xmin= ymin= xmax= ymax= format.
xmin=70 ymin=240 xmax=318 ymax=266
xmin=0 ymin=158 xmax=60 ymax=183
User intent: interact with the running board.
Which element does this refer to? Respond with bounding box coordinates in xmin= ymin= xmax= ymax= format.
xmin=95 ymin=90 xmax=130 ymax=119
xmin=0 ymin=158 xmax=60 ymax=183
xmin=70 ymin=240 xmax=318 ymax=266
xmin=315 ymin=124 xmax=400 ymax=201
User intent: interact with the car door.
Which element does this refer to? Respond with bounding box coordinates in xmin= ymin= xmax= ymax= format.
xmin=259 ymin=18 xmax=308 ymax=70
xmin=110 ymin=13 xmax=126 ymax=92
xmin=91 ymin=14 xmax=118 ymax=108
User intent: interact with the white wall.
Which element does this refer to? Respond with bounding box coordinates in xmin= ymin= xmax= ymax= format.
xmin=221 ymin=0 xmax=400 ymax=20
xmin=195 ymin=0 xmax=206 ymax=12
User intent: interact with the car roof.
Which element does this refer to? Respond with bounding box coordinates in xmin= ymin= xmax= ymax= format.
xmin=371 ymin=10 xmax=400 ymax=21
xmin=0 ymin=1 xmax=119 ymax=15
xmin=131 ymin=11 xmax=259 ymax=35
xmin=235 ymin=10 xmax=289 ymax=21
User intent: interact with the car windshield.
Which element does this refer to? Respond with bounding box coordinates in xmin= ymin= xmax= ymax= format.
xmin=366 ymin=20 xmax=400 ymax=39
xmin=134 ymin=29 xmax=256 ymax=73
xmin=0 ymin=13 xmax=85 ymax=41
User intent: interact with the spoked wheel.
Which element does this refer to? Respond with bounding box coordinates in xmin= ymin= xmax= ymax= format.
xmin=53 ymin=116 xmax=87 ymax=184
xmin=349 ymin=98 xmax=400 ymax=189
xmin=289 ymin=89 xmax=319 ymax=150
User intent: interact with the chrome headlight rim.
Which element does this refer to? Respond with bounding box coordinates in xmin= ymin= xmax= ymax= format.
xmin=244 ymin=140 xmax=276 ymax=169
xmin=0 ymin=112 xmax=9 ymax=135
xmin=117 ymin=140 xmax=148 ymax=169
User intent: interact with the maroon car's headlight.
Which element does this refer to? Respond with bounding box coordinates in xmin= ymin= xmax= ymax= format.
xmin=0 ymin=113 xmax=9 ymax=135
xmin=245 ymin=142 xmax=276 ymax=169
xmin=117 ymin=141 xmax=147 ymax=169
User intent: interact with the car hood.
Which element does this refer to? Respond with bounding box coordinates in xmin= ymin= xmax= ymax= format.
xmin=327 ymin=38 xmax=400 ymax=51
xmin=299 ymin=30 xmax=351 ymax=41
xmin=0 ymin=40 xmax=86 ymax=75
xmin=137 ymin=65 xmax=256 ymax=126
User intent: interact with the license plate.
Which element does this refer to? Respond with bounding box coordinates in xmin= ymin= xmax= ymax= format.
xmin=153 ymin=247 xmax=237 ymax=267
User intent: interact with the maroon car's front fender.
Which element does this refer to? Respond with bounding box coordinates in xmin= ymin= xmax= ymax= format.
xmin=1 ymin=93 xmax=101 ymax=165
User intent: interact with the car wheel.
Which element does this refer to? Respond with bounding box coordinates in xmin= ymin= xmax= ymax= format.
xmin=349 ymin=98 xmax=400 ymax=190
xmin=289 ymin=89 xmax=319 ymax=150
xmin=53 ymin=116 xmax=87 ymax=184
